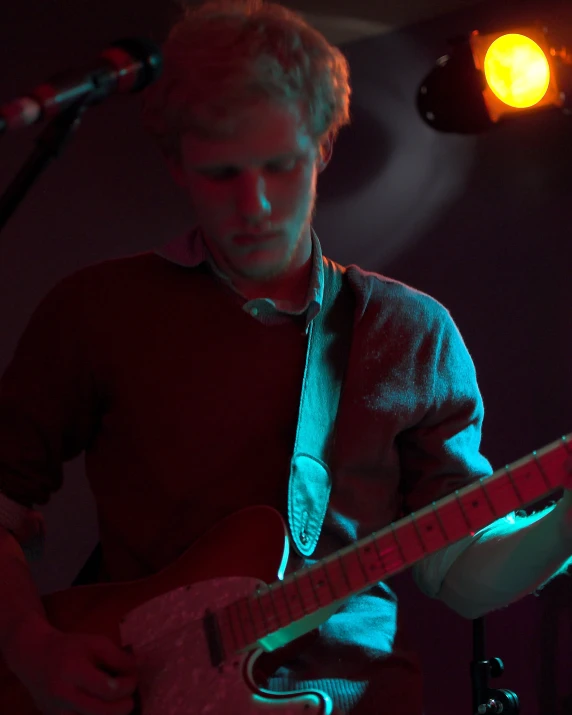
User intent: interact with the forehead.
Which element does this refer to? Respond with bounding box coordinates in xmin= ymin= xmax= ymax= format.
xmin=180 ymin=99 xmax=315 ymax=168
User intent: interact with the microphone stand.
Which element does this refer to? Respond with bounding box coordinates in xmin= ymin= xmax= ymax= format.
xmin=471 ymin=616 xmax=520 ymax=714
xmin=0 ymin=97 xmax=90 ymax=233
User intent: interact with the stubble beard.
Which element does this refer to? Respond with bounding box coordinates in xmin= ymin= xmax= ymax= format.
xmin=235 ymin=192 xmax=317 ymax=282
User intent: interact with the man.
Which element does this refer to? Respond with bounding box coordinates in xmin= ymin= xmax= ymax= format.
xmin=0 ymin=1 xmax=571 ymax=714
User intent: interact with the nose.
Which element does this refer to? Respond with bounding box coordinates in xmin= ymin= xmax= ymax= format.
xmin=235 ymin=171 xmax=271 ymax=224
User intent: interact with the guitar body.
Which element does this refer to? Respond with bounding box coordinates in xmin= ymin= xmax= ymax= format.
xmin=0 ymin=506 xmax=333 ymax=714
xmin=119 ymin=577 xmax=332 ymax=714
xmin=1 ymin=433 xmax=568 ymax=714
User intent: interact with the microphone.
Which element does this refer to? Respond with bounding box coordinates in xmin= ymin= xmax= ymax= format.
xmin=0 ymin=37 xmax=163 ymax=134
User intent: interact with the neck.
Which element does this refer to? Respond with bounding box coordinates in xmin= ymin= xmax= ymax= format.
xmin=204 ymin=223 xmax=314 ymax=307
xmin=238 ymin=255 xmax=313 ymax=305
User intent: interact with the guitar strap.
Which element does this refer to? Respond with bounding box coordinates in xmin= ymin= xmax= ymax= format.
xmin=287 ymin=256 xmax=354 ymax=558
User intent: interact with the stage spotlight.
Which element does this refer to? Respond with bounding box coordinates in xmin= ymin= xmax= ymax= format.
xmin=418 ymin=26 xmax=568 ymax=133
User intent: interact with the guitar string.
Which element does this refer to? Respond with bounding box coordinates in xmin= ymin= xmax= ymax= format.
xmin=214 ymin=438 xmax=572 ymax=655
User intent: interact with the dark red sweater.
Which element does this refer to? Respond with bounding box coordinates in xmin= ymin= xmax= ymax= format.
xmin=0 ymin=251 xmax=492 ymax=713
xmin=0 ymin=256 xmax=312 ymax=581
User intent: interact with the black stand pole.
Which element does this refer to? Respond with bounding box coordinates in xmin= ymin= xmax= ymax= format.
xmin=471 ymin=616 xmax=520 ymax=714
xmin=0 ymin=98 xmax=89 ymax=234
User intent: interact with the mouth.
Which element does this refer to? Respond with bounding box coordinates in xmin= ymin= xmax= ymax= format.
xmin=233 ymin=232 xmax=280 ymax=247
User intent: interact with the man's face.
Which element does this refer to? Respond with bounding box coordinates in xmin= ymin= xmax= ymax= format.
xmin=168 ymin=99 xmax=331 ymax=286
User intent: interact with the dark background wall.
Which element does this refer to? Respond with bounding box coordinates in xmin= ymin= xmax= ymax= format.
xmin=0 ymin=1 xmax=570 ymax=713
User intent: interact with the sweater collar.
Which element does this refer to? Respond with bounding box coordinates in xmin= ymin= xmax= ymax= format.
xmin=155 ymin=225 xmax=323 ymax=328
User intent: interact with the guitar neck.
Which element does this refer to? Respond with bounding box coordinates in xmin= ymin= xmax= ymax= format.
xmin=216 ymin=433 xmax=572 ymax=656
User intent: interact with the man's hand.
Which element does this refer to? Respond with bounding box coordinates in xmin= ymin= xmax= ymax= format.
xmin=3 ymin=614 xmax=137 ymax=715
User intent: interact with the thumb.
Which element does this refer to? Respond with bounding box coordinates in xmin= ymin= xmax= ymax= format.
xmin=84 ymin=634 xmax=137 ymax=675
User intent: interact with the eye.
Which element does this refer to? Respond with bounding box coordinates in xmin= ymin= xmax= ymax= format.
xmin=203 ymin=168 xmax=240 ymax=182
xmin=266 ymin=159 xmax=297 ymax=173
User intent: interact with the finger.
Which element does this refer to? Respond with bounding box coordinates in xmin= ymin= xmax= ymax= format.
xmin=78 ymin=667 xmax=138 ymax=701
xmin=67 ymin=687 xmax=134 ymax=715
xmin=89 ymin=638 xmax=137 ymax=674
xmin=105 ymin=672 xmax=138 ymax=699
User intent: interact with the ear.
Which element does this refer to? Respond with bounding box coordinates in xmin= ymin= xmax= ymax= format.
xmin=317 ymin=132 xmax=334 ymax=173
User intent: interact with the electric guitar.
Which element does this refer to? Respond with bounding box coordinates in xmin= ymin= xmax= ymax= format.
xmin=0 ymin=434 xmax=570 ymax=714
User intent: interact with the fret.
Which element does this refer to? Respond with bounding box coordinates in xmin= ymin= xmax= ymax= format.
xmin=455 ymin=487 xmax=498 ymax=532
xmin=236 ymin=596 xmax=258 ymax=643
xmin=256 ymin=585 xmax=282 ymax=634
xmin=322 ymin=556 xmax=352 ymax=600
xmin=431 ymin=503 xmax=449 ymax=541
xmin=390 ymin=520 xmax=426 ymax=562
xmin=355 ymin=538 xmax=370 ymax=579
xmin=266 ymin=583 xmax=287 ymax=629
xmin=248 ymin=588 xmax=270 ymax=637
xmin=389 ymin=523 xmax=409 ymax=566
xmin=320 ymin=560 xmax=340 ymax=600
xmin=254 ymin=585 xmax=270 ymax=631
xmin=535 ymin=438 xmax=570 ymax=490
xmin=291 ymin=572 xmax=311 ymax=615
xmin=479 ymin=479 xmax=499 ymax=519
xmin=409 ymin=513 xmax=429 ymax=552
xmin=234 ymin=599 xmax=250 ymax=647
xmin=532 ymin=451 xmax=553 ymax=490
xmin=271 ymin=581 xmax=296 ymax=626
xmin=279 ymin=577 xmax=307 ymax=622
xmin=504 ymin=465 xmax=525 ymax=504
xmin=411 ymin=511 xmax=450 ymax=551
xmin=243 ymin=595 xmax=262 ymax=640
xmin=476 ymin=471 xmax=521 ymax=516
xmin=338 ymin=547 xmax=370 ymax=591
xmin=356 ymin=536 xmax=390 ymax=581
xmin=372 ymin=532 xmax=405 ymax=574
xmin=428 ymin=499 xmax=469 ymax=541
xmin=505 ymin=458 xmax=554 ymax=504
xmin=289 ymin=571 xmax=321 ymax=614
xmin=370 ymin=537 xmax=387 ymax=578
xmin=454 ymin=491 xmax=475 ymax=534
xmin=308 ymin=565 xmax=336 ymax=607
xmin=336 ymin=552 xmax=353 ymax=593
xmin=306 ymin=569 xmax=323 ymax=609
xmin=226 ymin=600 xmax=247 ymax=651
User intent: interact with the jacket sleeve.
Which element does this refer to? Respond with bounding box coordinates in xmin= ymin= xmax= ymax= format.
xmin=395 ymin=308 xmax=497 ymax=597
xmin=0 ymin=272 xmax=101 ymax=559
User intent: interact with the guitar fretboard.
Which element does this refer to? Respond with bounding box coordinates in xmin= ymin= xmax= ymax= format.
xmin=215 ymin=434 xmax=571 ymax=657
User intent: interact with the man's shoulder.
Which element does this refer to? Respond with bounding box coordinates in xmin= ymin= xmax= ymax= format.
xmin=49 ymin=251 xmax=173 ymax=298
xmin=31 ymin=252 xmax=176 ymax=322
xmin=65 ymin=251 xmax=165 ymax=283
xmin=343 ymin=263 xmax=450 ymax=327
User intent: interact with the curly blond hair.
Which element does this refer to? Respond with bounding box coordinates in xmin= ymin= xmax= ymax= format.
xmin=140 ymin=0 xmax=352 ymax=164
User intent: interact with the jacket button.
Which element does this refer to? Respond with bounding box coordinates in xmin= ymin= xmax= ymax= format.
xmin=300 ymin=531 xmax=308 ymax=545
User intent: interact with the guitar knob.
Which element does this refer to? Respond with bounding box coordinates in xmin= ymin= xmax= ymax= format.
xmin=477 ymin=699 xmax=504 ymax=713
xmin=489 ymin=657 xmax=504 ymax=677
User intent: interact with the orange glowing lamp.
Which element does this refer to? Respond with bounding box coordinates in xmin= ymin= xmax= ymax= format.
xmin=469 ymin=28 xmax=563 ymax=122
